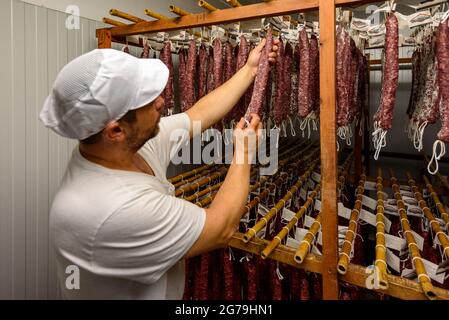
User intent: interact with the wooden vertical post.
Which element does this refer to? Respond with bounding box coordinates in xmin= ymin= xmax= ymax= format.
xmin=319 ymin=0 xmax=339 ymax=300
xmin=97 ymin=29 xmax=112 ymax=49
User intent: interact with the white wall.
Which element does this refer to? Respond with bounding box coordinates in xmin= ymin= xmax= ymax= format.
xmin=0 ymin=0 xmax=215 ymax=300
xmin=0 ymin=0 xmax=111 ymax=300
xmin=20 ymin=0 xmax=229 ymax=22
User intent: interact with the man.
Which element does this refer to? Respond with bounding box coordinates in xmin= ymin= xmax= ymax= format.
xmin=40 ymin=38 xmax=278 ymax=299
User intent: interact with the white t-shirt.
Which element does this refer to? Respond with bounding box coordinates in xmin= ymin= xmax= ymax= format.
xmin=50 ymin=113 xmax=206 ymax=300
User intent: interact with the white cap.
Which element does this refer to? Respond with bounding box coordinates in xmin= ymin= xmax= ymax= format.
xmin=40 ymin=49 xmax=169 ymax=140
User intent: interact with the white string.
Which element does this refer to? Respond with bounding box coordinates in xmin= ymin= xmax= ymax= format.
xmin=288 ymin=116 xmax=296 ymax=136
xmin=428 ymin=140 xmax=446 ymax=175
xmin=414 ymin=121 xmax=428 ymax=152
xmin=281 ymin=121 xmax=287 ymax=138
xmin=275 ymin=261 xmax=284 ymax=280
xmin=267 ymin=117 xmax=272 ymax=137
xmin=442 ymin=9 xmax=449 ymax=23
xmin=359 ymin=117 xmax=364 ymax=137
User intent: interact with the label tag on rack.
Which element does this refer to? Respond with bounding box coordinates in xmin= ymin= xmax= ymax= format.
xmin=307 ymin=179 xmax=315 ymax=190
xmin=401 ymin=268 xmax=416 ymax=279
xmin=399 ymin=185 xmax=412 ymax=192
xmin=411 ymin=230 xmax=424 ymax=251
xmin=269 ymin=218 xmax=276 ymax=235
xmin=315 ymin=199 xmax=322 ymax=212
xmin=422 ymin=258 xmax=445 ymax=284
xmin=258 ymin=204 xmax=270 ymax=217
xmin=240 ymin=211 xmax=250 ymax=224
xmin=400 ymin=190 xmax=415 ymax=199
xmin=386 ymin=248 xmax=401 ymax=273
xmin=282 ymin=207 xmax=296 ymax=223
xmin=385 ymin=233 xmax=407 ymax=252
xmin=311 ymin=245 xmax=322 ymax=255
xmin=256 ymin=225 xmax=267 ymax=239
xmin=362 ymin=195 xmax=377 ymax=211
xmin=407 ymin=205 xmax=422 ymax=217
xmin=304 ymin=215 xmax=316 ymax=229
xmin=286 ymin=236 xmax=299 ymax=248
xmin=300 ymin=187 xmax=307 ymax=201
xmin=294 ymin=227 xmax=307 ymax=241
xmin=360 ymin=208 xmax=392 ymax=232
xmin=286 ymin=199 xmax=292 ymax=209
xmin=364 ymin=181 xmax=376 ymax=191
xmin=337 ymin=202 xmax=351 ymax=220
xmin=312 ymin=172 xmax=321 ymax=183
xmin=403 ymin=196 xmax=418 ymax=206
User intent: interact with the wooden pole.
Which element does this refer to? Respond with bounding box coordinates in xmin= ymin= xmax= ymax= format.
xmin=389 ymin=169 xmax=437 ymax=300
xmin=103 ymin=17 xmax=127 ymax=27
xmin=226 ymin=0 xmax=242 ymax=7
xmin=105 ymin=0 xmax=321 ymax=37
xmin=144 ymin=9 xmax=170 ymax=20
xmin=198 ymin=0 xmax=219 ymax=12
xmin=319 ymin=0 xmax=339 ymax=300
xmin=169 ymin=5 xmax=191 ymax=16
xmin=109 ymin=9 xmax=145 ymax=23
xmin=97 ymin=29 xmax=112 ymax=48
xmin=374 ymin=167 xmax=389 ymax=289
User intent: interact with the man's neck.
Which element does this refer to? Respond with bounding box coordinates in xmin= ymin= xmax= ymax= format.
xmin=79 ymin=143 xmax=136 ymax=171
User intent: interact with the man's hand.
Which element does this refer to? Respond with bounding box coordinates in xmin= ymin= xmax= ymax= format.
xmin=233 ymin=113 xmax=263 ymax=165
xmin=246 ymin=38 xmax=280 ymax=78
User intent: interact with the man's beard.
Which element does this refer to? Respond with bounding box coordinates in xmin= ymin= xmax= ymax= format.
xmin=126 ymin=124 xmax=159 ymax=151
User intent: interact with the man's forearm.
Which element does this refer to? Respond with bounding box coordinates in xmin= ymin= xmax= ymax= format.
xmin=208 ymin=155 xmax=251 ymax=233
xmin=186 ymin=64 xmax=255 ymax=135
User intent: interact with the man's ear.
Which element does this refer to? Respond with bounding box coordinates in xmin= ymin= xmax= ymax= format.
xmin=103 ymin=121 xmax=126 ymax=142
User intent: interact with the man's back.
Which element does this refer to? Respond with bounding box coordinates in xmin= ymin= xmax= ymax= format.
xmin=50 ymin=114 xmax=205 ymax=299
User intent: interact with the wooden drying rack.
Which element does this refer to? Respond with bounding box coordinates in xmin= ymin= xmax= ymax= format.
xmin=96 ymin=0 xmax=449 ymax=300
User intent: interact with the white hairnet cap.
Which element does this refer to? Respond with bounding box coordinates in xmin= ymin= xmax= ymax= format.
xmin=40 ymin=49 xmax=169 ymax=140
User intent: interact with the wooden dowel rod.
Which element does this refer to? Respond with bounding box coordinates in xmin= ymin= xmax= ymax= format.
xmin=144 ymin=9 xmax=170 ymax=20
xmin=198 ymin=0 xmax=219 ymax=12
xmin=263 ymin=183 xmax=321 ymax=259
xmin=109 ymin=9 xmax=145 ymax=23
xmin=423 ymin=175 xmax=449 ymax=228
xmin=406 ymin=173 xmax=449 ymax=259
xmin=243 ymin=161 xmax=318 ymax=243
xmin=337 ymin=173 xmax=366 ymax=274
xmin=226 ymin=0 xmax=242 ymax=7
xmin=294 ymin=214 xmax=322 ymax=263
xmin=169 ymin=5 xmax=191 ymax=16
xmin=374 ymin=167 xmax=389 ymax=290
xmin=390 ymin=169 xmax=437 ymax=300
xmin=103 ymin=17 xmax=128 ymax=27
xmin=106 ymin=0 xmax=321 ymax=37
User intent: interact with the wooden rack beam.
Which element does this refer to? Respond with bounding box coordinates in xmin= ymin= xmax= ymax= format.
xmin=104 ymin=0 xmax=320 ymax=37
xmin=370 ymin=57 xmax=412 ymax=66
xmin=100 ymin=0 xmax=383 ymax=38
xmin=229 ymin=233 xmax=449 ymax=300
xmin=109 ymin=9 xmax=145 ymax=23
